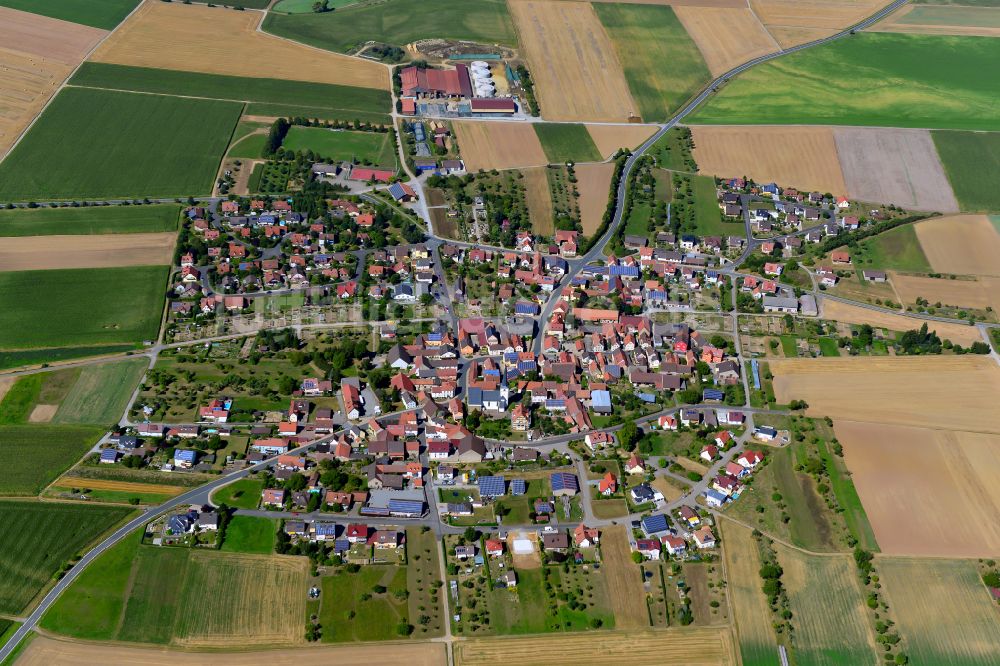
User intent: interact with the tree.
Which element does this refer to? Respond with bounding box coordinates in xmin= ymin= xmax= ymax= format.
xmin=631 ymin=551 xmax=645 ymax=564
xmin=618 ymin=421 xmax=640 ymax=451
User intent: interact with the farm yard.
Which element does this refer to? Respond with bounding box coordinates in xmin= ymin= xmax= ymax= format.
xmin=836 ymin=421 xmax=1000 ymax=557
xmin=915 ymin=215 xmax=1000 ymax=276
xmin=0 ymin=425 xmax=105 ymax=496
xmin=0 ymin=0 xmax=139 ymax=30
xmin=575 ymin=163 xmax=616 ymax=236
xmin=584 ymin=124 xmax=658 ymax=159
xmin=674 ymin=6 xmax=779 ymax=76
xmin=689 ymin=33 xmax=1000 ymax=130
xmin=932 ymin=131 xmax=1000 ymax=212
xmin=720 ymin=519 xmax=779 ymax=666
xmin=453 ymin=121 xmax=548 ymax=171
xmin=0 ymin=232 xmax=176 ymax=271
xmin=92 ymin=1 xmax=388 ymax=90
xmin=0 ymin=204 xmax=180 ymax=237
xmin=510 ymin=0 xmax=637 ymax=122
xmin=818 ymin=298 xmax=985 ymax=346
xmin=875 ymin=3 xmax=1000 ymax=37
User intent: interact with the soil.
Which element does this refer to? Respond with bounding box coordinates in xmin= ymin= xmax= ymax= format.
xmin=0 ymin=232 xmax=177 ymax=271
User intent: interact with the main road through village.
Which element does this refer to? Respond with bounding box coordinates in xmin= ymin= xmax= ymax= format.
xmin=0 ymin=0 xmax=944 ymax=660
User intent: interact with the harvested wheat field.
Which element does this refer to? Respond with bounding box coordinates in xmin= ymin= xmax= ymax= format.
xmin=874 ymin=4 xmax=1000 ymax=38
xmin=453 ymin=121 xmax=547 ymax=171
xmin=769 ymin=356 xmax=1000 ymax=434
xmin=585 ymin=124 xmax=658 ymax=159
xmin=92 ymin=1 xmax=387 ymax=89
xmin=890 ymin=272 xmax=1000 ymax=313
xmin=652 ymin=476 xmax=685 ymax=502
xmin=833 ymin=128 xmax=959 ymax=212
xmin=0 ymin=7 xmax=106 ymax=157
xmin=577 ymin=0 xmax=745 ymax=6
xmin=17 ymin=636 xmax=445 ymax=666
xmin=836 ymin=421 xmax=1000 ymax=556
xmin=28 ymin=404 xmax=58 ymax=423
xmin=765 ymin=25 xmax=838 ymax=49
xmin=750 ymin=0 xmax=887 ymax=46
xmin=576 ymin=162 xmax=615 ymax=235
xmin=600 ymin=525 xmax=650 ymax=628
xmin=455 ymin=628 xmax=736 ymax=666
xmin=691 ymin=125 xmax=847 ymax=194
xmin=819 ymin=298 xmax=984 ymax=346
xmin=53 ymin=477 xmax=184 ymax=497
xmin=522 ymin=167 xmax=555 ymax=235
xmin=0 ymin=232 xmax=177 ymax=271
xmin=509 ymin=0 xmax=636 ymax=122
xmin=720 ymin=519 xmax=779 ymax=665
xmin=674 ymin=7 xmax=778 ymax=76
xmin=915 ymin=215 xmax=1000 ymax=277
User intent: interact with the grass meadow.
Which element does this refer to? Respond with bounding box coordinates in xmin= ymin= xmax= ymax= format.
xmin=0 ymin=425 xmax=105 ymax=496
xmin=320 ymin=565 xmax=410 ymax=641
xmin=71 ymin=63 xmax=391 ymax=122
xmin=689 ymin=33 xmax=1000 ymax=130
xmin=212 ymin=478 xmax=264 ymax=510
xmin=0 ymin=204 xmax=180 ymax=237
xmin=849 ymin=223 xmax=932 ymax=272
xmin=220 ymin=516 xmax=276 ymax=554
xmin=0 ymin=345 xmax=135 ymax=372
xmin=533 ymin=124 xmax=602 ymax=164
xmin=692 ymin=174 xmax=728 ymax=236
xmin=0 ymin=0 xmax=138 ymax=29
xmin=281 ymin=127 xmax=397 ymax=166
xmin=263 ymin=0 xmax=516 ymax=53
xmin=0 ymin=266 xmax=167 ymax=350
xmin=52 ymin=358 xmax=149 ymax=425
xmin=0 ymin=501 xmax=131 ymax=615
xmin=933 ymin=130 xmax=1000 ymax=212
xmin=0 ymin=87 xmax=241 ymax=200
xmin=593 ymin=3 xmax=711 ymax=122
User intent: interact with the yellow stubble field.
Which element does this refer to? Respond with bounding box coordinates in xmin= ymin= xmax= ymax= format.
xmin=599 ymin=525 xmax=650 ymax=628
xmin=575 ymin=162 xmax=616 ymax=235
xmin=674 ymin=7 xmax=779 ymax=76
xmin=915 ymin=214 xmax=1000 ymax=278
xmin=819 ymin=298 xmax=986 ymax=347
xmin=0 ymin=232 xmax=177 ymax=271
xmin=523 ymin=166 xmax=555 ymax=235
xmin=585 ymin=124 xmax=659 ymax=159
xmin=749 ymin=0 xmax=887 ymax=47
xmin=890 ymin=272 xmax=1000 ymax=314
xmin=453 ymin=121 xmax=548 ymax=171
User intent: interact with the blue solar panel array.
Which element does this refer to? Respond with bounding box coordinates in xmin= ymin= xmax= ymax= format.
xmin=388 ymin=499 xmax=425 ymax=515
xmin=609 ymin=265 xmax=640 ymax=278
xmin=510 ymin=479 xmax=526 ymax=496
xmin=550 ymin=472 xmax=578 ymax=493
xmin=641 ymin=513 xmax=669 ymax=534
xmin=478 ymin=475 xmax=506 ymax=497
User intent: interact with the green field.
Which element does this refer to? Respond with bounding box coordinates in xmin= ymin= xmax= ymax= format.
xmin=914 ymin=0 xmax=1000 ymax=7
xmin=816 ymin=440 xmax=879 ymax=552
xmin=0 ymin=375 xmax=42 ymax=424
xmin=593 ymin=3 xmax=711 ymax=122
xmin=896 ymin=4 xmax=1000 ymax=26
xmin=227 ymin=133 xmax=268 ymax=160
xmin=263 ymin=0 xmax=516 ymax=53
xmin=212 ymin=478 xmax=264 ymax=510
xmin=117 ymin=545 xmax=188 ymax=644
xmin=221 ymin=516 xmax=275 ymax=554
xmin=320 ymin=565 xmax=410 ymax=641
xmin=282 ymin=126 xmax=397 ymax=166
xmin=0 ymin=87 xmax=241 ymax=200
xmin=692 ymin=174 xmax=726 ymax=236
xmin=533 ymin=124 xmax=602 ymax=164
xmin=52 ymin=359 xmax=148 ymax=425
xmin=71 ymin=63 xmax=391 ymax=122
xmin=0 ymin=425 xmax=105 ymax=496
xmin=624 ymin=202 xmax=652 ymax=238
xmin=245 ymin=102 xmax=390 ymax=125
xmin=933 ymin=131 xmax=1000 ymax=212
xmin=0 ymin=0 xmax=138 ymax=29
xmin=849 ymin=223 xmax=931 ymax=272
xmin=274 ymin=0 xmax=360 ymax=10
xmin=647 ymin=128 xmax=696 ymax=172
xmin=0 ymin=345 xmax=135 ymax=372
xmin=689 ymin=33 xmax=1000 ymax=130
xmin=0 ymin=266 xmax=167 ymax=350
xmin=0 ymin=501 xmax=131 ymax=615
xmin=0 ymin=204 xmax=180 ymax=237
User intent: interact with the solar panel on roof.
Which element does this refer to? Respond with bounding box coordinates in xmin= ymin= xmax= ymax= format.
xmin=478 ymin=476 xmax=506 ymax=497
xmin=510 ymin=479 xmax=526 ymax=495
xmin=388 ymin=499 xmax=425 ymax=515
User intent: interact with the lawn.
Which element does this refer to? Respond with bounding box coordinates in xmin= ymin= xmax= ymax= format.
xmin=533 ymin=124 xmax=602 ymax=164
xmin=932 ymin=130 xmax=1000 ymax=212
xmin=71 ymin=63 xmax=391 ymax=122
xmin=689 ymin=33 xmax=1000 ymax=130
xmin=320 ymin=565 xmax=410 ymax=641
xmin=213 ymin=478 xmax=264 ymax=509
xmin=851 ymin=223 xmax=932 ymax=272
xmin=0 ymin=87 xmax=241 ymax=200
xmin=281 ymin=127 xmax=397 ymax=166
xmin=264 ymin=0 xmax=517 ymax=53
xmin=818 ymin=337 xmax=841 ymax=357
xmin=221 ymin=516 xmax=276 ymax=554
xmin=593 ymin=3 xmax=711 ymax=122
xmin=0 ymin=501 xmax=131 ymax=615
xmin=52 ymin=358 xmax=149 ymax=425
xmin=0 ymin=425 xmax=106 ymax=496
xmin=647 ymin=127 xmax=696 ymax=171
xmin=0 ymin=204 xmax=180 ymax=237
xmin=624 ymin=202 xmax=653 ymax=238
xmin=0 ymin=0 xmax=138 ymax=29
xmin=692 ymin=174 xmax=727 ymax=236
xmin=0 ymin=266 xmax=167 ymax=350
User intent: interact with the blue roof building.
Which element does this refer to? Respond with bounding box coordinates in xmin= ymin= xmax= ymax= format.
xmin=704 ymin=489 xmax=727 ymax=507
xmin=609 ymin=265 xmax=640 ymax=278
xmin=515 ymin=302 xmax=540 ymax=315
xmin=550 ymin=472 xmax=579 ymax=496
xmin=545 ymin=399 xmax=566 ymax=411
xmin=591 ymin=390 xmax=612 ymax=414
xmin=313 ymin=522 xmax=338 ymax=539
xmin=478 ymin=476 xmax=506 ymax=498
xmin=703 ymin=389 xmax=725 ymax=402
xmin=99 ymin=449 xmax=119 ymax=463
xmin=510 ymin=479 xmax=526 ymax=496
xmin=517 ymin=360 xmax=537 ymax=373
xmin=388 ymin=499 xmax=425 ymax=517
xmin=334 ymin=538 xmax=351 ymax=555
xmin=641 ymin=513 xmax=670 ymax=537
xmin=174 ymin=449 xmax=198 ymax=466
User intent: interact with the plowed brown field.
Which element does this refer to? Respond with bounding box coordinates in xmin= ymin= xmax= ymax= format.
xmin=674 ymin=7 xmax=779 ymax=76
xmin=509 ymin=0 xmax=637 ymax=122
xmin=585 ymin=124 xmax=658 ymax=159
xmin=0 ymin=232 xmax=177 ymax=271
xmin=575 ymin=162 xmax=615 ymax=235
xmin=819 ymin=298 xmax=984 ymax=346
xmin=915 ymin=215 xmax=1000 ymax=277
xmin=453 ymin=121 xmax=548 ymax=171
xmin=92 ymin=1 xmax=387 ymax=89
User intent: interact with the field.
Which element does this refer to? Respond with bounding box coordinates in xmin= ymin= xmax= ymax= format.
xmin=769 ymin=356 xmax=1000 ymax=433
xmin=875 ymin=4 xmax=1000 ymax=36
xmin=533 ymin=124 xmax=602 ymax=164
xmin=600 ymin=526 xmax=650 ymax=628
xmin=692 ymin=174 xmax=727 ymax=236
xmin=834 ymin=127 xmax=959 ymax=212
xmin=263 ymin=0 xmax=516 ymax=53
xmin=879 ymin=557 xmax=1000 ymax=666
xmin=0 ymin=87 xmax=241 ymax=200
xmin=836 ymin=421 xmax=1000 ymax=557
xmin=50 ymin=478 xmax=182 ymax=498
xmin=915 ymin=215 xmax=1000 ymax=276
xmin=52 ymin=359 xmax=148 ymax=424
xmin=0 ymin=0 xmax=138 ymax=29
xmin=454 ymin=627 xmax=737 ymax=666
xmin=523 ymin=167 xmax=555 ymax=235
xmin=575 ymin=163 xmax=616 ymax=235
xmin=18 ymin=637 xmax=447 ymax=666
xmin=0 ymin=204 xmax=180 ymax=237
xmin=320 ymin=565 xmax=409 ymax=642
xmin=0 ymin=6 xmax=105 ymax=158
xmin=511 ymin=0 xmax=637 ymax=122
xmin=719 ymin=519 xmax=778 ymax=666
xmin=777 ymin=544 xmax=877 ymax=664
xmin=674 ymin=7 xmax=778 ymax=76
xmin=0 ymin=425 xmax=105 ymax=496
xmin=891 ymin=273 xmax=1000 ymax=313
xmin=453 ymin=121 xmax=547 ymax=171
xmin=932 ymin=130 xmax=1000 ymax=212
xmin=221 ymin=516 xmax=276 ymax=555
xmin=819 ymin=298 xmax=985 ymax=346
xmin=689 ymin=33 xmax=1000 ymax=130
xmin=749 ymin=0 xmax=888 ymax=47
xmin=691 ymin=125 xmax=847 ymax=195
xmin=212 ymin=478 xmax=265 ymax=510
xmin=282 ymin=127 xmax=397 ymax=166
xmin=585 ymin=124 xmax=658 ymax=159
xmin=592 ymin=3 xmax=709 ymax=122
xmin=0 ymin=500 xmax=130 ymax=615
xmin=93 ymin=1 xmax=387 ymax=90
xmin=0 ymin=232 xmax=177 ymax=271
xmin=0 ymin=266 xmax=167 ymax=350
xmin=851 ymin=223 xmax=932 ymax=272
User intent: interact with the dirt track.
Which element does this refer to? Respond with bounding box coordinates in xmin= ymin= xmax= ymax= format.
xmin=0 ymin=232 xmax=177 ymax=271
xmin=915 ymin=215 xmax=1000 ymax=277
xmin=452 ymin=121 xmax=548 ymax=171
xmin=585 ymin=124 xmax=658 ymax=159
xmin=674 ymin=7 xmax=778 ymax=76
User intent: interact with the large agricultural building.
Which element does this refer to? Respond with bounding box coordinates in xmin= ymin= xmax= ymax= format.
xmin=400 ymin=62 xmax=517 ymax=116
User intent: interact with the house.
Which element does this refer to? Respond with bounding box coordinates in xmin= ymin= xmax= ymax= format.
xmin=485 ymin=538 xmax=504 ymax=557
xmin=641 ymin=513 xmax=671 ymax=538
xmin=173 ymin=449 xmax=198 ymax=468
xmin=598 ymin=472 xmax=618 ymax=496
xmin=346 ymin=524 xmax=369 ymax=543
xmin=663 ymin=535 xmax=687 ymax=556
xmin=635 ymin=538 xmax=661 ymax=560
xmin=573 ymin=524 xmax=600 ymax=548
xmin=550 ymin=472 xmax=579 ymax=496
xmin=738 ymin=450 xmax=765 ymax=469
xmin=677 ymin=505 xmax=700 ymax=528
xmin=497 ymin=570 xmax=517 ymax=587
xmin=455 ymin=544 xmax=477 ymax=560
xmin=700 ymin=444 xmax=718 ymax=462
xmin=585 ymin=431 xmax=614 ymax=450
xmin=262 ymin=488 xmax=286 ymax=506
xmin=625 ymin=453 xmax=646 ymax=475
xmin=630 ymin=483 xmax=661 ymax=504
xmin=831 ymin=250 xmax=851 ymax=264
xmin=754 ymin=426 xmax=778 ymax=441
xmin=693 ymin=526 xmax=717 ymax=549
xmin=99 ymin=449 xmax=120 ymax=464
xmin=712 ymin=474 xmax=740 ymax=497
xmin=703 ymin=489 xmax=727 ymax=507
xmin=542 ymin=532 xmax=570 ymax=551
xmin=762 ymin=296 xmax=799 ymax=314
xmin=862 ymin=270 xmax=887 ymax=283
